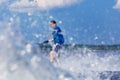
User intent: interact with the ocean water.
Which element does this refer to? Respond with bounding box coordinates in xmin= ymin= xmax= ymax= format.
xmin=0 ymin=26 xmax=120 ymax=80
xmin=0 ymin=1 xmax=120 ymax=79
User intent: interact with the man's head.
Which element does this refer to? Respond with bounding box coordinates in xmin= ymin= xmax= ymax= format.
xmin=50 ymin=20 xmax=56 ymax=28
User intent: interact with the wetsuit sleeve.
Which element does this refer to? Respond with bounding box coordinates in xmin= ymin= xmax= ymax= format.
xmin=54 ymin=27 xmax=62 ymax=33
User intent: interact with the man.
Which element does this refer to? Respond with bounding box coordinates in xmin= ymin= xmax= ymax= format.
xmin=44 ymin=20 xmax=64 ymax=64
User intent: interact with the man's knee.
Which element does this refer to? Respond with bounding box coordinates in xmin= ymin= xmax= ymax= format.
xmin=50 ymin=51 xmax=55 ymax=57
xmin=50 ymin=50 xmax=55 ymax=55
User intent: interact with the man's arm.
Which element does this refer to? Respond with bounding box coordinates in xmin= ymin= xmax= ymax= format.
xmin=43 ymin=38 xmax=54 ymax=43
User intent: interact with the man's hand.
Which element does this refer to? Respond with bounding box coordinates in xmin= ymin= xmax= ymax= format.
xmin=43 ymin=38 xmax=54 ymax=44
xmin=49 ymin=38 xmax=54 ymax=42
xmin=52 ymin=30 xmax=58 ymax=34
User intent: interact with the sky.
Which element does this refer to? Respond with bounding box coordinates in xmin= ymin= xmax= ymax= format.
xmin=0 ymin=0 xmax=120 ymax=45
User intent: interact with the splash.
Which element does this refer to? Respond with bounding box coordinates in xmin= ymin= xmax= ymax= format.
xmin=0 ymin=20 xmax=75 ymax=80
xmin=59 ymin=48 xmax=120 ymax=80
xmin=0 ymin=18 xmax=120 ymax=80
xmin=0 ymin=1 xmax=120 ymax=80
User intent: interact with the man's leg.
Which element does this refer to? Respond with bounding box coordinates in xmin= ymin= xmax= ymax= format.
xmin=55 ymin=45 xmax=62 ymax=65
xmin=50 ymin=44 xmax=61 ymax=64
xmin=55 ymin=57 xmax=60 ymax=65
xmin=49 ymin=51 xmax=60 ymax=65
xmin=50 ymin=44 xmax=56 ymax=63
xmin=50 ymin=51 xmax=55 ymax=63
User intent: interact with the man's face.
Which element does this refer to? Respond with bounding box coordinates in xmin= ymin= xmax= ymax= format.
xmin=50 ymin=22 xmax=56 ymax=28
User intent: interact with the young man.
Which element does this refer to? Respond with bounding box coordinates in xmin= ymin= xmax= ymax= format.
xmin=44 ymin=20 xmax=64 ymax=64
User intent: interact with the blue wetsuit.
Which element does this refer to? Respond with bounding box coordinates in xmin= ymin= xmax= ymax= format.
xmin=53 ymin=26 xmax=62 ymax=33
xmin=52 ymin=26 xmax=64 ymax=53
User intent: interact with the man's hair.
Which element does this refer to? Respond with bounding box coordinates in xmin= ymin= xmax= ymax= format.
xmin=51 ymin=20 xmax=56 ymax=24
